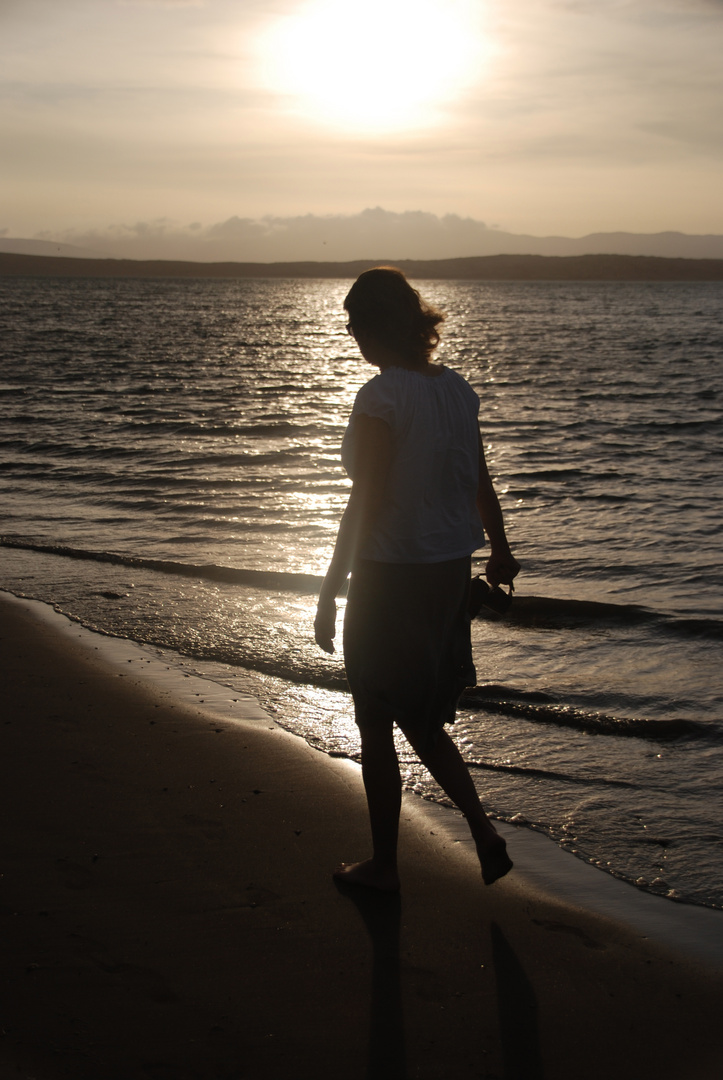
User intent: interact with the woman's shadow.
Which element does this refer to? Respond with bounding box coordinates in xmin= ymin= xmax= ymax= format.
xmin=334 ymin=880 xmax=405 ymax=1080
xmin=333 ymin=884 xmax=544 ymax=1080
xmin=491 ymin=921 xmax=544 ymax=1079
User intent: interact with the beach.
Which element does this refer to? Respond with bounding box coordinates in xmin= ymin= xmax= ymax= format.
xmin=3 ymin=274 xmax=723 ymax=910
xmin=2 ymin=590 xmax=723 ymax=1080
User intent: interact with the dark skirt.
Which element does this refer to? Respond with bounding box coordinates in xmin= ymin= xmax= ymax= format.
xmin=343 ymin=556 xmax=476 ymax=752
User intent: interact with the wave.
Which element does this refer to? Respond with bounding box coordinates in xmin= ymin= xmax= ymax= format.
xmin=660 ymin=617 xmax=723 ymax=641
xmin=3 ymin=536 xmax=700 ymax=745
xmin=324 ymin=750 xmax=641 ymax=790
xmin=0 ymin=537 xmax=324 ymax=594
xmin=458 ymin=686 xmax=703 ymax=741
xmin=500 ymin=594 xmax=655 ymax=625
xmin=115 ymin=419 xmax=331 ymax=439
xmin=175 ymin=644 xmax=711 ymax=743
xmin=464 ymin=759 xmax=638 ymax=787
xmin=4 ymin=536 xmax=722 ymax=645
xmin=493 ymin=595 xmax=723 ymax=640
xmin=132 ymin=631 xmax=707 ymax=743
xmin=70 ymin=616 xmax=707 ymax=745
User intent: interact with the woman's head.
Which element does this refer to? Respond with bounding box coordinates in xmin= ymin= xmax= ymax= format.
xmin=344 ymin=267 xmax=444 ymax=367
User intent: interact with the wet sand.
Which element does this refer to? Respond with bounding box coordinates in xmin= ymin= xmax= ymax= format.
xmin=2 ymin=590 xmax=723 ymax=1079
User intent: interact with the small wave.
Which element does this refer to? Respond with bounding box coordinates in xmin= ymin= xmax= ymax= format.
xmin=114 ymin=419 xmax=329 ymax=440
xmin=509 ymin=468 xmax=583 ymax=481
xmin=459 ymin=686 xmax=702 ymax=741
xmin=477 ymin=594 xmax=656 ymax=629
xmin=464 ymin=682 xmax=554 ymax=704
xmin=1 ymin=538 xmax=713 ymax=747
xmin=322 ymin=751 xmax=639 ymax=790
xmin=5 ymin=536 xmax=720 ymax=646
xmin=149 ymin=634 xmax=714 ymax=744
xmin=0 ymin=537 xmax=325 ymax=595
xmin=464 ymin=759 xmax=637 ymax=788
xmin=490 ymin=595 xmax=723 ymax=642
xmin=111 ymin=635 xmax=689 ymax=748
xmin=661 ymin=617 xmax=723 ymax=641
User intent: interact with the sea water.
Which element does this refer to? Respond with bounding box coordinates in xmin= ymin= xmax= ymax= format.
xmin=1 ymin=275 xmax=722 ymax=908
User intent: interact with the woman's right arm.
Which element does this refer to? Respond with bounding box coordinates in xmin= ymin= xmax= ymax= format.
xmin=314 ymin=414 xmax=392 ymax=654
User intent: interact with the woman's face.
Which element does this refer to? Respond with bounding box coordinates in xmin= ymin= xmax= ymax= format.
xmin=353 ymin=329 xmax=388 ymax=369
xmin=347 ymin=320 xmax=377 ymax=365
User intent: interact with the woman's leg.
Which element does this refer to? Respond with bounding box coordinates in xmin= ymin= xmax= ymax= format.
xmin=408 ymin=728 xmax=513 ymax=885
xmin=333 ymin=717 xmax=402 ymax=891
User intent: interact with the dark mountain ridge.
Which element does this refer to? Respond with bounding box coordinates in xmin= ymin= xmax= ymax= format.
xmin=2 ymin=251 xmax=723 ymax=281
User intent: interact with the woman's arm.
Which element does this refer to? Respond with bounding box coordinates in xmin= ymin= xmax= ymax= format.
xmin=476 ymin=429 xmax=521 ymax=587
xmin=314 ymin=414 xmax=392 ymax=653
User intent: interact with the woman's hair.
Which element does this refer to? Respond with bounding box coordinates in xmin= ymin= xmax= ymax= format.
xmin=344 ymin=267 xmax=444 ymax=366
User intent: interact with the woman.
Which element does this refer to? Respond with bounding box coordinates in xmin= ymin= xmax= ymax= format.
xmin=315 ymin=267 xmax=520 ymax=892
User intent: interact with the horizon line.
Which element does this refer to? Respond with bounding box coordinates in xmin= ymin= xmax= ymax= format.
xmin=3 ymin=250 xmax=723 ymax=282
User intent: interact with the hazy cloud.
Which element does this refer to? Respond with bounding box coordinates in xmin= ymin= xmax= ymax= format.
xmin=1 ymin=0 xmax=721 ymax=238
xmin=27 ymin=208 xmax=723 ymax=262
xmin=47 ymin=209 xmax=499 ymax=261
xmin=118 ymin=1 xmax=206 ymax=7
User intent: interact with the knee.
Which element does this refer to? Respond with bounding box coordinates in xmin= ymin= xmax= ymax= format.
xmin=358 ymin=718 xmax=397 ymax=758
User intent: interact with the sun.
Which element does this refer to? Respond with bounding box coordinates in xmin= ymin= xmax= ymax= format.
xmin=257 ymin=0 xmax=486 ymax=133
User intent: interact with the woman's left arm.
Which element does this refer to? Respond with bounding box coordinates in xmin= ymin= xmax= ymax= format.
xmin=314 ymin=414 xmax=392 ymax=654
xmin=476 ymin=429 xmax=521 ymax=587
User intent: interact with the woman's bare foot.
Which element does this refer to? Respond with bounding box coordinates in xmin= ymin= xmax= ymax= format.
xmin=332 ymin=858 xmax=401 ymax=892
xmin=475 ymin=833 xmax=513 ymax=886
xmin=467 ymin=816 xmax=513 ymax=885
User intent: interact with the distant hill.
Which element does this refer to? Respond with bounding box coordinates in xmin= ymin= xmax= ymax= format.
xmin=3 ymin=216 xmax=723 ymax=263
xmin=541 ymin=231 xmax=723 ymax=260
xmin=2 ymin=251 xmax=723 ymax=281
xmin=0 ymin=238 xmax=111 ymax=259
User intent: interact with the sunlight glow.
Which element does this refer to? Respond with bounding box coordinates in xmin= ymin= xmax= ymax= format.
xmin=258 ymin=0 xmax=487 ymax=133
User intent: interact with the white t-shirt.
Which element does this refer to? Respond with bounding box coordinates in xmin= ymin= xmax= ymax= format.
xmin=341 ymin=366 xmax=485 ymax=563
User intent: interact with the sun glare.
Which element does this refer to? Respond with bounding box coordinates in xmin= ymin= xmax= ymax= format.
xmin=257 ymin=0 xmax=486 ymax=133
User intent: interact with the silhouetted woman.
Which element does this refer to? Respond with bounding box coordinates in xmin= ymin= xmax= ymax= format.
xmin=315 ymin=267 xmax=519 ymax=891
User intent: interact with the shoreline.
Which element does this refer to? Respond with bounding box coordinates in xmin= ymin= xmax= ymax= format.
xmin=2 ymin=590 xmax=723 ymax=1078
xmin=10 ymin=590 xmax=723 ymax=968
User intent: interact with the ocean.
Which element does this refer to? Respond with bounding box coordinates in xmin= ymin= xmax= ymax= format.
xmin=1 ymin=274 xmax=722 ymax=909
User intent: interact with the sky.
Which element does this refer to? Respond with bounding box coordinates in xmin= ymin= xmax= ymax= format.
xmin=2 ymin=0 xmax=722 ymax=261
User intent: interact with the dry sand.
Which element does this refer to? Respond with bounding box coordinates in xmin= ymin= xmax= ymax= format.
xmin=2 ymin=590 xmax=723 ymax=1080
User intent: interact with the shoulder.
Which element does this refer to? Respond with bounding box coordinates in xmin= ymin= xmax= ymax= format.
xmin=438 ymin=367 xmax=480 ymax=407
xmin=353 ymin=371 xmax=399 ymax=416
xmin=442 ymin=366 xmax=474 ymax=389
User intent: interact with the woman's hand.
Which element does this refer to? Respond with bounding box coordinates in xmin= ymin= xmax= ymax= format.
xmin=314 ymin=596 xmax=337 ymax=654
xmin=476 ymin=431 xmax=519 ymax=588
xmin=485 ymin=551 xmax=521 ymax=588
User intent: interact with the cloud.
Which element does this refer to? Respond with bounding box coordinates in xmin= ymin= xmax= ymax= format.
xmin=1 ymin=0 xmax=722 ymax=238
xmin=470 ymin=0 xmax=723 ymax=163
xmin=118 ymin=1 xmax=205 ymax=7
xmin=47 ymin=209 xmax=498 ymax=261
xmin=34 ymin=208 xmax=723 ymax=262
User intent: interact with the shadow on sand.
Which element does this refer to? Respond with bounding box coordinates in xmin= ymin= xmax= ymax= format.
xmin=334 ymin=880 xmax=405 ymax=1079
xmin=334 ymin=881 xmax=543 ymax=1080
xmin=492 ymin=921 xmax=544 ymax=1079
